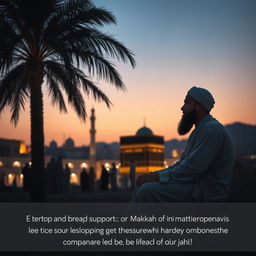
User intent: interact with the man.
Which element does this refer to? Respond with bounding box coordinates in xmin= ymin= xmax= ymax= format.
xmin=131 ymin=86 xmax=234 ymax=202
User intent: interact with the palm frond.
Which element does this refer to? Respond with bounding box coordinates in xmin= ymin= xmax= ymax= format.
xmin=42 ymin=42 xmax=73 ymax=67
xmin=0 ymin=16 xmax=21 ymax=74
xmin=54 ymin=46 xmax=125 ymax=89
xmin=53 ymin=27 xmax=136 ymax=68
xmin=45 ymin=71 xmax=68 ymax=113
xmin=74 ymin=70 xmax=112 ymax=108
xmin=10 ymin=85 xmax=28 ymax=125
xmin=43 ymin=0 xmax=115 ymax=37
xmin=44 ymin=61 xmax=86 ymax=119
xmin=89 ymin=31 xmax=136 ymax=68
xmin=0 ymin=0 xmax=28 ymax=36
xmin=44 ymin=60 xmax=112 ymax=109
xmin=0 ymin=63 xmax=29 ymax=125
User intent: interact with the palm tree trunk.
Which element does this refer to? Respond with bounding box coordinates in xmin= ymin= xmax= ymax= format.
xmin=30 ymin=68 xmax=45 ymax=202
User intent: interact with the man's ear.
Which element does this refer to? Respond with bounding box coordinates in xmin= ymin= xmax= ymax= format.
xmin=197 ymin=103 xmax=209 ymax=114
xmin=195 ymin=102 xmax=204 ymax=112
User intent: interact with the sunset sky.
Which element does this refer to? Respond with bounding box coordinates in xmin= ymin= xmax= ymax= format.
xmin=1 ymin=0 xmax=256 ymax=146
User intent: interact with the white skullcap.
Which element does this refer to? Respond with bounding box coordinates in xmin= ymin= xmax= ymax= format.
xmin=188 ymin=86 xmax=215 ymax=112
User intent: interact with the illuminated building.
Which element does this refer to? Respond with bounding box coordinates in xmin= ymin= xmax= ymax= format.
xmin=19 ymin=142 xmax=29 ymax=154
xmin=0 ymin=138 xmax=29 ymax=156
xmin=120 ymin=126 xmax=165 ymax=175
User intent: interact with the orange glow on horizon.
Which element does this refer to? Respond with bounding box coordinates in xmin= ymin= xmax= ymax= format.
xmin=0 ymin=0 xmax=256 ymax=149
xmin=1 ymin=78 xmax=256 ymax=146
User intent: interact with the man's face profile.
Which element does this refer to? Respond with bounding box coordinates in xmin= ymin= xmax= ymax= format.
xmin=178 ymin=95 xmax=197 ymax=135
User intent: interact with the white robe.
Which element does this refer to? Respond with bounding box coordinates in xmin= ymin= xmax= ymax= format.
xmin=131 ymin=115 xmax=235 ymax=202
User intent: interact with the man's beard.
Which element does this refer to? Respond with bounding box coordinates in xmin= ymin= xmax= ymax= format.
xmin=177 ymin=110 xmax=196 ymax=135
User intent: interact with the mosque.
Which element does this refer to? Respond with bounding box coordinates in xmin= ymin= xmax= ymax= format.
xmin=0 ymin=108 xmax=97 ymax=186
xmin=0 ymin=109 xmax=170 ymax=187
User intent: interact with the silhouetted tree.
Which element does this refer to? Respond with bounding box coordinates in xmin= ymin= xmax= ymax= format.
xmin=0 ymin=0 xmax=135 ymax=201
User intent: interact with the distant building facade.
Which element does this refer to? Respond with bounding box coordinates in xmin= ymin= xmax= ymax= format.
xmin=45 ymin=138 xmax=89 ymax=160
xmin=120 ymin=126 xmax=165 ymax=175
xmin=0 ymin=112 xmax=189 ymax=188
xmin=0 ymin=138 xmax=30 ymax=187
xmin=0 ymin=130 xmax=120 ymax=187
xmin=0 ymin=138 xmax=29 ymax=157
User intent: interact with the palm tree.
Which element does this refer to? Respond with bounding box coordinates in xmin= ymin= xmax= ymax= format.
xmin=0 ymin=0 xmax=135 ymax=201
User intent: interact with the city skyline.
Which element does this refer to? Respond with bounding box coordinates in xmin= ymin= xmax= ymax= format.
xmin=1 ymin=0 xmax=256 ymax=146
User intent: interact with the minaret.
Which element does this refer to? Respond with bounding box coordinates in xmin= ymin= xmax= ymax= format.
xmin=89 ymin=108 xmax=96 ymax=170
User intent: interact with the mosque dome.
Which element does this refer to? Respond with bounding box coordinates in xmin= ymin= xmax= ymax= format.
xmin=136 ymin=126 xmax=153 ymax=136
xmin=49 ymin=140 xmax=58 ymax=149
xmin=64 ymin=137 xmax=75 ymax=149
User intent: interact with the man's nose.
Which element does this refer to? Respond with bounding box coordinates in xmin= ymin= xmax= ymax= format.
xmin=181 ymin=105 xmax=184 ymax=111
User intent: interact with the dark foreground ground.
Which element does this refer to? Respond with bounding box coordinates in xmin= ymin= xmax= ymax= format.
xmin=0 ymin=176 xmax=255 ymax=202
xmin=0 ymin=187 xmax=134 ymax=202
xmin=0 ymin=177 xmax=255 ymax=256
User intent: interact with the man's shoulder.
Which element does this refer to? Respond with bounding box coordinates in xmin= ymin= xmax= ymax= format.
xmin=206 ymin=117 xmax=223 ymax=128
xmin=202 ymin=117 xmax=226 ymax=136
